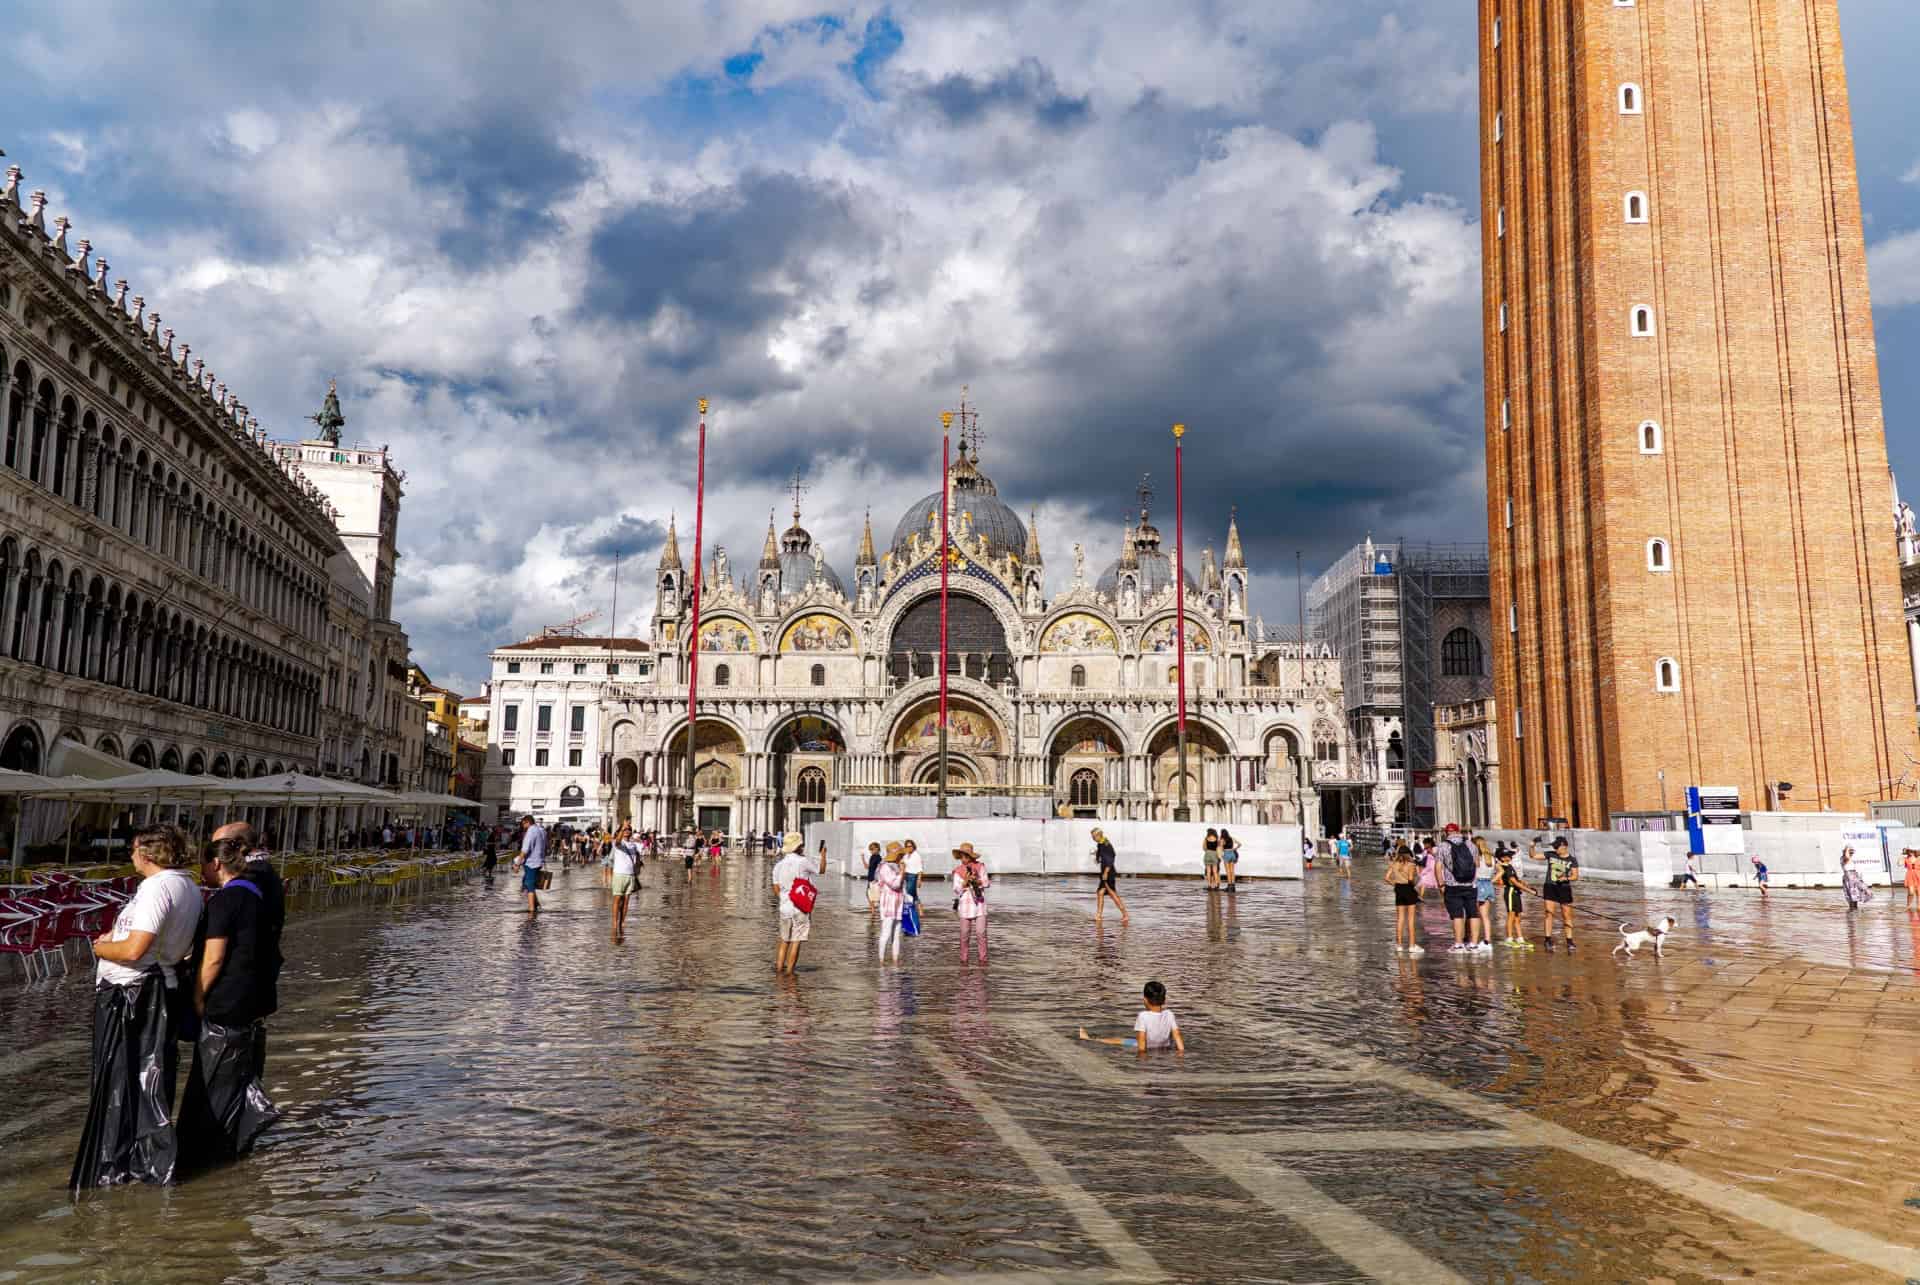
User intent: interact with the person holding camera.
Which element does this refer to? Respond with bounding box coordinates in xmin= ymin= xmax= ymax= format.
xmin=952 ymin=843 xmax=992 ymax=964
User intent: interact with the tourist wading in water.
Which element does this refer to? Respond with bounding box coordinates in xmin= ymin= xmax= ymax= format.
xmin=953 ymin=843 xmax=991 ymax=964
xmin=1091 ymin=828 xmax=1129 ymax=924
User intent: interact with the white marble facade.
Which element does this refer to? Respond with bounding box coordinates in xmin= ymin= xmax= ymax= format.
xmin=486 ymin=445 xmax=1349 ymax=836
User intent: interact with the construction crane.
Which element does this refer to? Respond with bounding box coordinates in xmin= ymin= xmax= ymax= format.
xmin=536 ymin=608 xmax=600 ymax=639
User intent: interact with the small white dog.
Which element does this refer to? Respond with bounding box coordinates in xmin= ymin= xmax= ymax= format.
xmin=1613 ymin=917 xmax=1678 ymax=959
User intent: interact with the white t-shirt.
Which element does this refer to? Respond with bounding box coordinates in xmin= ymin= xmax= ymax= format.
xmin=611 ymin=841 xmax=641 ymax=876
xmin=904 ymin=850 xmax=924 ymax=876
xmin=96 ymin=868 xmax=202 ymax=988
xmin=772 ymin=852 xmax=812 ymax=918
xmin=1133 ymin=1008 xmax=1179 ymax=1050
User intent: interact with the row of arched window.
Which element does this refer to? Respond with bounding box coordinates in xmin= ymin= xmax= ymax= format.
xmin=2 ymin=345 xmax=327 ymax=638
xmin=0 ymin=535 xmax=322 ymax=735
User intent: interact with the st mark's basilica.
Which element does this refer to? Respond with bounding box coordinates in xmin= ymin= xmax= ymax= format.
xmin=487 ymin=438 xmax=1361 ymax=836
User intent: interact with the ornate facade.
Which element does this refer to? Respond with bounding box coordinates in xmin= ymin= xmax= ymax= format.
xmin=0 ymin=155 xmax=423 ymax=792
xmin=568 ymin=445 xmax=1347 ymax=835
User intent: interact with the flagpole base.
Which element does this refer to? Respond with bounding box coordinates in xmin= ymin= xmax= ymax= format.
xmin=1172 ymin=807 xmax=1192 ymax=822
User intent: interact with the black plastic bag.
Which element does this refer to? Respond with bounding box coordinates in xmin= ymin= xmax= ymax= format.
xmin=178 ymin=1020 xmax=279 ymax=1172
xmin=70 ymin=971 xmax=179 ymax=1190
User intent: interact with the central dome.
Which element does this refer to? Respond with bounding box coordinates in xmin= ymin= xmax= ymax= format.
xmin=1096 ymin=510 xmax=1195 ymax=598
xmin=890 ymin=443 xmax=1028 ymax=564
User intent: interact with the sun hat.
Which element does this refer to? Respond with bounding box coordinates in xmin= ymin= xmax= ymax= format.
xmin=953 ymin=842 xmax=977 ymax=859
xmin=884 ymin=840 xmax=905 ymax=862
xmin=781 ymin=832 xmax=804 ymax=854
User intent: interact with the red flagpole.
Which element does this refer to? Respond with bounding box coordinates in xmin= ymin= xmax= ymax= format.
xmin=1173 ymin=423 xmax=1190 ymax=821
xmin=938 ymin=409 xmax=953 ymax=820
xmin=684 ymin=397 xmax=708 ymax=831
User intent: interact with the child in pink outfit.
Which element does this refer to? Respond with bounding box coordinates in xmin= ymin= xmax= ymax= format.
xmin=952 ymin=844 xmax=991 ymax=964
xmin=875 ymin=843 xmax=907 ymax=962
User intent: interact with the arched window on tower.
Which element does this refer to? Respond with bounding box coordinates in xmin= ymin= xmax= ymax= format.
xmin=714 ymin=663 xmax=730 ymax=687
xmin=1631 ymin=305 xmax=1656 ymax=337
xmin=1647 ymin=538 xmax=1671 ymax=572
xmin=1655 ymin=657 xmax=1680 ymax=692
xmin=1441 ymin=628 xmax=1485 ymax=677
xmin=810 ymin=663 xmax=825 ymax=687
xmin=1070 ymin=664 xmax=1086 ymax=689
xmin=1619 ymin=83 xmax=1643 ymax=114
xmin=1624 ymin=190 xmax=1648 ymax=223
xmin=1639 ymin=420 xmax=1662 ymax=454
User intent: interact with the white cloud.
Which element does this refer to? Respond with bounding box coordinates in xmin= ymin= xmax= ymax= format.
xmin=1869 ymin=228 xmax=1920 ymax=308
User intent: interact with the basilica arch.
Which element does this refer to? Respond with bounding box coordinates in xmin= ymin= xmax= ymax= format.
xmin=883 ymin=588 xmax=1019 ymax=687
xmin=662 ymin=715 xmax=749 ymax=835
xmin=1046 ymin=714 xmax=1127 ymax=818
xmin=886 ymin=692 xmax=1006 ymax=788
xmin=765 ymin=710 xmax=846 ymax=831
xmin=1142 ymin=715 xmax=1235 ymax=822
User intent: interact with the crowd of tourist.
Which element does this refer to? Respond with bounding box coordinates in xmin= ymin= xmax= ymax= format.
xmin=1379 ymin=824 xmax=1579 ymax=955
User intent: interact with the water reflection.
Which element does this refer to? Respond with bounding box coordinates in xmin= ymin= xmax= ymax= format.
xmin=0 ymin=862 xmax=1912 ymax=1281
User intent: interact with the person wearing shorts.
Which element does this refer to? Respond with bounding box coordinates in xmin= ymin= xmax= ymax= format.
xmin=1202 ymin=829 xmax=1221 ymax=890
xmin=1539 ymin=837 xmax=1579 ymax=952
xmin=516 ymin=815 xmax=547 ymax=915
xmin=608 ymin=825 xmax=642 ymax=942
xmin=1436 ymin=825 xmax=1486 ymax=953
xmin=1496 ymin=846 xmax=1533 ymax=948
xmin=771 ymin=833 xmax=814 ymax=974
xmin=1219 ymin=829 xmax=1240 ymax=891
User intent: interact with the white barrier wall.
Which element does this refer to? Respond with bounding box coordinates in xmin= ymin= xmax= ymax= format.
xmin=806 ymin=818 xmax=1304 ymax=881
xmin=1472 ymin=823 xmax=1910 ymax=889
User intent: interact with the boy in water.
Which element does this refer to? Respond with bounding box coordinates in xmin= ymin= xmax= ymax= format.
xmin=1750 ymin=855 xmax=1769 ymax=899
xmin=1079 ymin=980 xmax=1185 ymax=1058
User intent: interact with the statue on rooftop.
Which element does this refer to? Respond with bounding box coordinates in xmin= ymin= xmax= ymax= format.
xmin=308 ymin=378 xmax=346 ymax=446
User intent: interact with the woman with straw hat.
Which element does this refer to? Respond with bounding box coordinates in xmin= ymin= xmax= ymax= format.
xmin=952 ymin=843 xmax=991 ymax=964
xmin=874 ymin=841 xmax=909 ymax=963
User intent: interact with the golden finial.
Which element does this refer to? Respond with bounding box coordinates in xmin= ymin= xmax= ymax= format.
xmin=1172 ymin=422 xmax=1186 ymax=439
xmin=940 ymin=411 xmax=954 ymax=430
xmin=698 ymin=397 xmax=709 ymax=415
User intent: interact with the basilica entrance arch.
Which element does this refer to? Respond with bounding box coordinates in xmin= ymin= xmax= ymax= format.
xmin=664 ymin=717 xmax=747 ymax=835
xmin=1144 ymin=719 xmax=1232 ymax=821
xmin=1046 ymin=715 xmax=1125 ymax=818
xmin=888 ymin=695 xmax=1004 ymax=788
xmin=767 ymin=713 xmax=845 ymax=832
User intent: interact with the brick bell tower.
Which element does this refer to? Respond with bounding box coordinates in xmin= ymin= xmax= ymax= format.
xmin=1481 ymin=0 xmax=1917 ymax=824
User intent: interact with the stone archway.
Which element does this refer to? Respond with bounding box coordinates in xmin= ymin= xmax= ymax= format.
xmin=663 ymin=717 xmax=746 ymax=835
xmin=888 ymin=694 xmax=1004 ymax=789
xmin=767 ymin=713 xmax=845 ymax=833
xmin=614 ymin=757 xmax=638 ymax=825
xmin=1144 ymin=720 xmax=1231 ymax=821
xmin=0 ymin=721 xmax=42 ymax=773
xmin=1047 ymin=715 xmax=1125 ymax=818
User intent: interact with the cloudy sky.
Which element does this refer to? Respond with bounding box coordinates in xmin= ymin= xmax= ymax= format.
xmin=10 ymin=2 xmax=1920 ymax=695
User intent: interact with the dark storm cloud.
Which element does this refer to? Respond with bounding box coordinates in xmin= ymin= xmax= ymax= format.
xmin=386 ymin=111 xmax=595 ymax=268
xmin=581 ymin=170 xmax=866 ymax=344
xmin=562 ymin=516 xmax=669 ymax=562
xmin=909 ymin=58 xmax=1093 ymax=132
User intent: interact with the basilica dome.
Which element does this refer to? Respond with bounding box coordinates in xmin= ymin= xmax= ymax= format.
xmin=890 ymin=442 xmax=1028 ymax=564
xmin=1096 ymin=514 xmax=1196 ymax=598
xmin=763 ymin=510 xmax=845 ymax=596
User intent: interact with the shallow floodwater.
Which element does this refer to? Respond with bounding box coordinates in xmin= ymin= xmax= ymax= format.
xmin=2 ymin=857 xmax=1917 ymax=1282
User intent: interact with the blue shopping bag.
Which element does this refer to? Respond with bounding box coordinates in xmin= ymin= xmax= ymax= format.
xmin=901 ymin=902 xmax=921 ymax=937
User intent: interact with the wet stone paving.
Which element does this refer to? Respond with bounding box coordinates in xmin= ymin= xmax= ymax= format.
xmin=3 ymin=854 xmax=1919 ymax=1283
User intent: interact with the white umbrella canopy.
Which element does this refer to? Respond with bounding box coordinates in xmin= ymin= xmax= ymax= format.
xmin=218 ymin=772 xmax=396 ymax=804
xmin=68 ymin=769 xmax=223 ymax=799
xmin=393 ymin=791 xmax=481 ymax=808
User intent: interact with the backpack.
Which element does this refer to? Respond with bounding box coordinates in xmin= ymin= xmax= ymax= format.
xmin=1449 ymin=840 xmax=1477 ymax=884
xmin=787 ymin=874 xmax=818 ymax=915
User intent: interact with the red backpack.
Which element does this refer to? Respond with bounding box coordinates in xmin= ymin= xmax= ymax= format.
xmin=787 ymin=875 xmax=818 ymax=914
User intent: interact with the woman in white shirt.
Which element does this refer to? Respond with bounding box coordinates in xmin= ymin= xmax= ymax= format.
xmin=72 ymin=826 xmax=205 ymax=1190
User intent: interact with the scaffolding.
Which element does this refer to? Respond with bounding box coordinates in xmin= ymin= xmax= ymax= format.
xmin=1308 ymin=540 xmax=1489 ymax=823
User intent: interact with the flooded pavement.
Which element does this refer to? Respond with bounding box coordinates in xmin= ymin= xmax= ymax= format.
xmin=2 ymin=858 xmax=1918 ymax=1282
